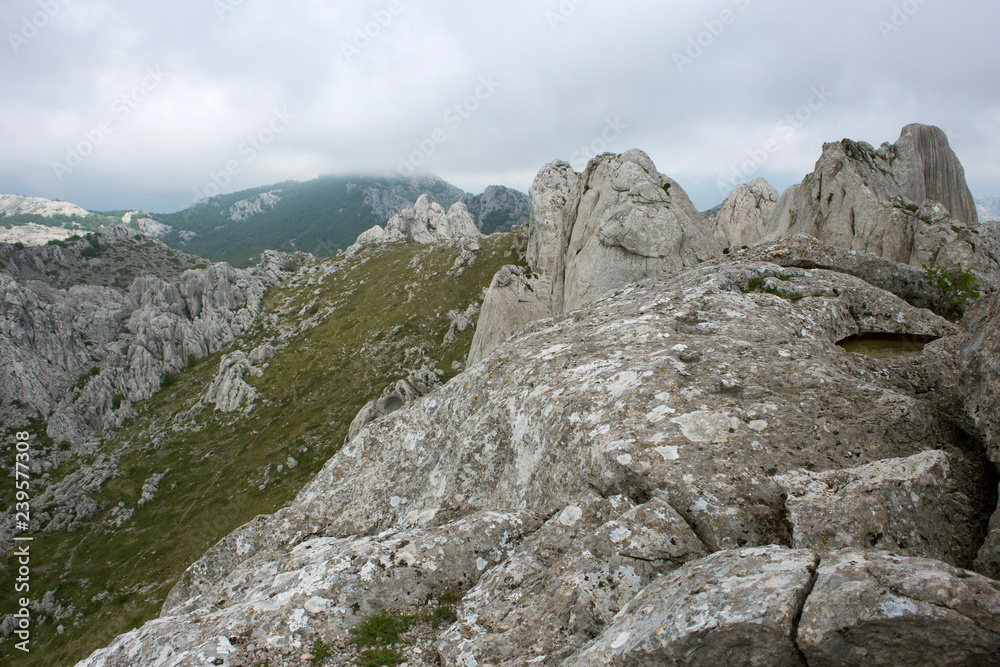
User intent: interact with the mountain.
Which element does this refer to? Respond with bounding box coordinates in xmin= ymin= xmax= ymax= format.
xmin=2 ymin=125 xmax=1000 ymax=666
xmin=0 ymin=219 xmax=527 ymax=665
xmin=0 ymin=175 xmax=529 ymax=269
xmin=146 ymin=174 xmax=527 ymax=267
xmin=68 ymin=140 xmax=1000 ymax=666
xmin=978 ymin=195 xmax=1000 ymax=221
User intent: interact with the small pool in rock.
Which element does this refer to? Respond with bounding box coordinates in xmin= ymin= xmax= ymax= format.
xmin=837 ymin=333 xmax=939 ymax=359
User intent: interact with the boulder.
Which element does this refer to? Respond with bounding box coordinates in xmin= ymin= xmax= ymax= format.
xmin=797 ymin=549 xmax=1000 ymax=667
xmin=346 ymin=367 xmax=441 ymax=443
xmin=202 ymin=351 xmax=259 ymax=413
xmin=563 ymin=546 xmax=818 ymax=667
xmin=714 ymin=177 xmax=780 ymax=250
xmin=776 ymin=450 xmax=980 ymax=568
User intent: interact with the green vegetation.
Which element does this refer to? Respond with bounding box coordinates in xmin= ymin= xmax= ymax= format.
xmin=351 ymin=611 xmax=412 ymax=647
xmin=923 ymin=262 xmax=981 ymax=320
xmin=152 ymin=174 xmax=469 ymax=267
xmin=311 ymin=637 xmax=332 ymax=665
xmin=0 ymin=233 xmax=523 ymax=666
xmin=357 ymin=647 xmax=404 ymax=667
xmin=743 ymin=277 xmax=765 ymax=292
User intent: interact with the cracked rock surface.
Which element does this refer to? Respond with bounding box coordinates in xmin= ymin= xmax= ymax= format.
xmin=79 ymin=252 xmax=1000 ymax=665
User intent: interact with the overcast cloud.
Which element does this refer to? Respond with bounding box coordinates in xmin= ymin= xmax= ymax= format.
xmin=1 ymin=0 xmax=998 ymax=213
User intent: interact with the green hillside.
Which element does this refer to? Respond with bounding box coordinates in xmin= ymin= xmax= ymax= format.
xmin=0 ymin=231 xmax=526 ymax=666
xmin=152 ymin=174 xmax=470 ymax=267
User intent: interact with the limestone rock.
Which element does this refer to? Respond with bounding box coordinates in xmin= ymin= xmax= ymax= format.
xmin=766 ymin=125 xmax=1000 ymax=286
xmin=797 ymin=549 xmax=1000 ymax=667
xmin=959 ymin=290 xmax=1000 ymax=577
xmin=202 ymin=351 xmax=259 ymax=413
xmin=165 ymin=259 xmax=981 ymax=619
xmin=82 ymin=510 xmax=541 ymax=667
xmin=438 ymin=493 xmax=708 ymax=664
xmin=81 ymin=251 xmax=1000 ymax=664
xmin=467 ymin=265 xmax=551 ymax=366
xmin=471 ymin=150 xmax=721 ymax=362
xmin=891 ymin=124 xmax=979 ymax=227
xmin=346 ymin=367 xmax=441 ymax=443
xmin=777 ymin=450 xmax=980 ymax=568
xmin=563 ymin=546 xmax=818 ymax=667
xmin=738 ymin=235 xmax=939 ymax=311
xmin=354 ymin=194 xmax=482 ymax=247
xmin=714 ymin=177 xmax=779 ymax=250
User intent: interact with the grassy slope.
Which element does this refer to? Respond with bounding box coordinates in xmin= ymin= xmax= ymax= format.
xmin=0 ymin=232 xmax=525 ymax=666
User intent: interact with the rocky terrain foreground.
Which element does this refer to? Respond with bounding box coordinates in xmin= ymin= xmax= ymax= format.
xmin=74 ymin=127 xmax=1000 ymax=666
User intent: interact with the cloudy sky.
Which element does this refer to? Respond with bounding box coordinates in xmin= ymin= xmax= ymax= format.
xmin=1 ymin=0 xmax=998 ymax=213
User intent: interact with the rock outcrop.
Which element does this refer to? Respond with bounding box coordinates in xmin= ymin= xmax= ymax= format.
xmin=0 ymin=234 xmax=304 ymax=553
xmin=960 ymin=290 xmax=1000 ymax=577
xmin=713 ymin=177 xmax=779 ymax=250
xmin=761 ymin=124 xmax=1000 ymax=286
xmin=346 ymin=367 xmax=441 ymax=443
xmin=80 ymin=251 xmax=1000 ymax=665
xmin=351 ymin=194 xmax=482 ymax=250
xmin=469 ymin=150 xmax=721 ymax=364
xmin=465 ymin=185 xmax=530 ymax=233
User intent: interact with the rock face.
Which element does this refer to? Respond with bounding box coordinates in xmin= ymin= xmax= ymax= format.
xmin=960 ymin=290 xmax=1000 ymax=577
xmin=465 ymin=185 xmax=531 ymax=233
xmin=762 ymin=125 xmax=999 ymax=286
xmin=713 ymin=177 xmax=779 ymax=250
xmin=797 ymin=550 xmax=1000 ymax=667
xmin=0 ymin=233 xmax=302 ymax=554
xmin=0 ymin=193 xmax=91 ymax=218
xmin=352 ymin=194 xmax=482 ymax=249
xmin=469 ymin=150 xmax=721 ymax=364
xmin=777 ymin=450 xmax=980 ymax=568
xmin=346 ymin=367 xmax=441 ymax=443
xmin=81 ymin=249 xmax=1000 ymax=665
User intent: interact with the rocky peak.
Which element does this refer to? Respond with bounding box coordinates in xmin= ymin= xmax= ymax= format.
xmin=889 ymin=123 xmax=979 ymax=226
xmin=465 ymin=184 xmax=530 ymax=233
xmin=469 ymin=149 xmax=720 ymax=364
xmin=350 ymin=193 xmax=482 ymax=250
xmin=713 ymin=177 xmax=779 ymax=250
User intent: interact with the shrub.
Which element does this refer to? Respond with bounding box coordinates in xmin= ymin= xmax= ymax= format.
xmin=357 ymin=647 xmax=403 ymax=667
xmin=351 ymin=611 xmax=411 ymax=647
xmin=924 ymin=262 xmax=981 ymax=320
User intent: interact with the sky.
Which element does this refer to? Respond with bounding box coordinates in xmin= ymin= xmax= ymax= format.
xmin=1 ymin=0 xmax=999 ymax=214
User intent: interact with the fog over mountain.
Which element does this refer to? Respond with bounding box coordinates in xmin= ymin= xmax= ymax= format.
xmin=1 ymin=1 xmax=998 ymax=212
